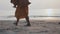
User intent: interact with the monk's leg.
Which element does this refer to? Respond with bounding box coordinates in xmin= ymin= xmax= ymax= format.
xmin=25 ymin=16 xmax=31 ymax=26
xmin=14 ymin=18 xmax=19 ymax=26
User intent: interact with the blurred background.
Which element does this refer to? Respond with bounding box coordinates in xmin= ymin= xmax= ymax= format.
xmin=0 ymin=0 xmax=60 ymax=20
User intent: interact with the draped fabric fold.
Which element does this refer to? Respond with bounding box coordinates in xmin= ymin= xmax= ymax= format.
xmin=11 ymin=0 xmax=31 ymax=19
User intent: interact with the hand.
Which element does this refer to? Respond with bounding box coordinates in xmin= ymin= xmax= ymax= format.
xmin=13 ymin=6 xmax=16 ymax=8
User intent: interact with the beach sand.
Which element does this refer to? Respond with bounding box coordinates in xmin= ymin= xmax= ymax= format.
xmin=0 ymin=19 xmax=60 ymax=34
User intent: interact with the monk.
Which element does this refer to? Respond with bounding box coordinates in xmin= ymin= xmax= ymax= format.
xmin=10 ymin=0 xmax=31 ymax=26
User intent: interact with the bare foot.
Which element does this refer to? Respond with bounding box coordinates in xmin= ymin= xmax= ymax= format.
xmin=24 ymin=24 xmax=31 ymax=27
xmin=13 ymin=23 xmax=18 ymax=26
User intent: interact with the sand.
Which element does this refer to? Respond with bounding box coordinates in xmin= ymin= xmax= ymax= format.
xmin=0 ymin=19 xmax=60 ymax=34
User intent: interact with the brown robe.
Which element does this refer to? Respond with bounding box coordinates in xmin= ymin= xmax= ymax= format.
xmin=15 ymin=6 xmax=28 ymax=19
xmin=11 ymin=0 xmax=31 ymax=19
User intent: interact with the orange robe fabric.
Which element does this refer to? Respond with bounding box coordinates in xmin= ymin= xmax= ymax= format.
xmin=11 ymin=0 xmax=30 ymax=19
xmin=15 ymin=6 xmax=28 ymax=19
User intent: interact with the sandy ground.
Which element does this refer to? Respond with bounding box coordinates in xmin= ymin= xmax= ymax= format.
xmin=0 ymin=19 xmax=60 ymax=34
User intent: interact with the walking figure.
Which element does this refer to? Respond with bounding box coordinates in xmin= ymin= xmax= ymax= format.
xmin=10 ymin=0 xmax=31 ymax=26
